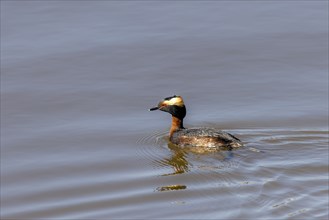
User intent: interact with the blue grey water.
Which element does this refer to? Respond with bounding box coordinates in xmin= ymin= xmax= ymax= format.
xmin=1 ymin=1 xmax=328 ymax=219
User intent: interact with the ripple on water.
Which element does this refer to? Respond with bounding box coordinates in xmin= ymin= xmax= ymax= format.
xmin=137 ymin=129 xmax=251 ymax=197
xmin=136 ymin=128 xmax=328 ymax=218
xmin=136 ymin=130 xmax=171 ymax=169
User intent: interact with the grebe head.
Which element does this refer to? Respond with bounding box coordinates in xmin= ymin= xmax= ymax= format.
xmin=149 ymin=95 xmax=186 ymax=120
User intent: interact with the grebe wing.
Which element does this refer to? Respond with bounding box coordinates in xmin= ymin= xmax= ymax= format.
xmin=174 ymin=127 xmax=241 ymax=142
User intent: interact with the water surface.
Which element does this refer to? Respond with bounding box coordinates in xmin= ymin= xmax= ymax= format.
xmin=1 ymin=1 xmax=328 ymax=219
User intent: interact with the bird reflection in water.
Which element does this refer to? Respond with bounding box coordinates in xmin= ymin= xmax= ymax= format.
xmin=162 ymin=142 xmax=190 ymax=175
xmin=155 ymin=142 xmax=235 ymax=192
xmin=156 ymin=143 xmax=189 ymax=192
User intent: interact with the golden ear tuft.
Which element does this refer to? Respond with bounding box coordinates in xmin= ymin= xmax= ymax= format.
xmin=163 ymin=96 xmax=184 ymax=107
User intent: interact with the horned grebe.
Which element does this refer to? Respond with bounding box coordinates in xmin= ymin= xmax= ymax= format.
xmin=149 ymin=95 xmax=243 ymax=150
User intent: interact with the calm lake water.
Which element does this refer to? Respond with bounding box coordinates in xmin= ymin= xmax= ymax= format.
xmin=1 ymin=1 xmax=328 ymax=219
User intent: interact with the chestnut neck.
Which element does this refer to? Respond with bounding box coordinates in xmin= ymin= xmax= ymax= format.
xmin=169 ymin=116 xmax=184 ymax=138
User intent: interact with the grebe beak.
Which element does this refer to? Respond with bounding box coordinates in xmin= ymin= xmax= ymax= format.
xmin=149 ymin=107 xmax=159 ymax=111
